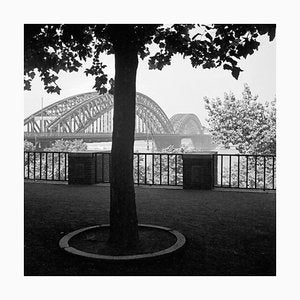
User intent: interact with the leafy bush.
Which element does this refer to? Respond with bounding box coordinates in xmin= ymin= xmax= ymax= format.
xmin=204 ymin=84 xmax=276 ymax=155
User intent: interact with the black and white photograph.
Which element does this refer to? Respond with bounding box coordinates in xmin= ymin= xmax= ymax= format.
xmin=23 ymin=22 xmax=277 ymax=276
xmin=1 ymin=0 xmax=300 ymax=299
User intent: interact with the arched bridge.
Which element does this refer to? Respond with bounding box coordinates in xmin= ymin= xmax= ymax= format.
xmin=24 ymin=92 xmax=214 ymax=150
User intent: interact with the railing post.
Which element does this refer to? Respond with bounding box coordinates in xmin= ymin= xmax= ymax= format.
xmin=68 ymin=151 xmax=97 ymax=185
xmin=96 ymin=151 xmax=111 ymax=183
xmin=182 ymin=151 xmax=217 ymax=190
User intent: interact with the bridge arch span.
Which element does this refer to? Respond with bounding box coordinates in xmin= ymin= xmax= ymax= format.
xmin=24 ymin=92 xmax=174 ymax=135
xmin=24 ymin=92 xmax=98 ymax=131
xmin=170 ymin=113 xmax=203 ymax=135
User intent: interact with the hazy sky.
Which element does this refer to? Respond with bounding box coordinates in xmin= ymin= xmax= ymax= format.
xmin=24 ymin=34 xmax=275 ymax=127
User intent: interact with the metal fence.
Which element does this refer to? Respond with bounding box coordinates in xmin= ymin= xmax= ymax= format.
xmin=24 ymin=151 xmax=183 ymax=186
xmin=213 ymin=154 xmax=276 ymax=190
xmin=24 ymin=151 xmax=276 ymax=190
xmin=24 ymin=151 xmax=69 ymax=181
xmin=133 ymin=153 xmax=183 ymax=186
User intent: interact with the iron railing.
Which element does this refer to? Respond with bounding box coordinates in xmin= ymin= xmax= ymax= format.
xmin=24 ymin=151 xmax=183 ymax=186
xmin=213 ymin=154 xmax=276 ymax=190
xmin=133 ymin=153 xmax=183 ymax=186
xmin=24 ymin=151 xmax=276 ymax=190
xmin=24 ymin=151 xmax=69 ymax=181
xmin=90 ymin=152 xmax=183 ymax=186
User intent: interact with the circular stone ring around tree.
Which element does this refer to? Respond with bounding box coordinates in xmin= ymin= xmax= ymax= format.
xmin=59 ymin=224 xmax=186 ymax=261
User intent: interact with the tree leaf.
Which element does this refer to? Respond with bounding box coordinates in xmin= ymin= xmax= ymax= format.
xmin=223 ymin=64 xmax=232 ymax=71
xmin=231 ymin=67 xmax=243 ymax=80
xmin=205 ymin=32 xmax=213 ymax=41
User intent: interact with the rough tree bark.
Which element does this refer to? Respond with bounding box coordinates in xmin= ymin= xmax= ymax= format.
xmin=109 ymin=26 xmax=139 ymax=248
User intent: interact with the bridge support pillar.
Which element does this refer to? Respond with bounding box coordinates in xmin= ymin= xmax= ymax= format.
xmin=182 ymin=152 xmax=217 ymax=190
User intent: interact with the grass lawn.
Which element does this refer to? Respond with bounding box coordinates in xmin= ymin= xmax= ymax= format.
xmin=24 ymin=182 xmax=275 ymax=276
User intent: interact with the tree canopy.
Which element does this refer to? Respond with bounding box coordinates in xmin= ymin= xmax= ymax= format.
xmin=204 ymin=84 xmax=276 ymax=155
xmin=24 ymin=24 xmax=275 ymax=94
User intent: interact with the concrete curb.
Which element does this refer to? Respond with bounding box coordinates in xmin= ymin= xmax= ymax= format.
xmin=59 ymin=224 xmax=186 ymax=261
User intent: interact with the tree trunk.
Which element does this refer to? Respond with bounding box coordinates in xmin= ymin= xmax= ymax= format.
xmin=109 ymin=27 xmax=139 ymax=248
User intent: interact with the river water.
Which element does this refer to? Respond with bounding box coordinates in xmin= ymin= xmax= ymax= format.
xmin=87 ymin=140 xmax=241 ymax=154
xmin=87 ymin=140 xmax=155 ymax=153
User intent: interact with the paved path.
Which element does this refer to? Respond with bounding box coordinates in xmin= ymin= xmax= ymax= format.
xmin=24 ymin=182 xmax=275 ymax=275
